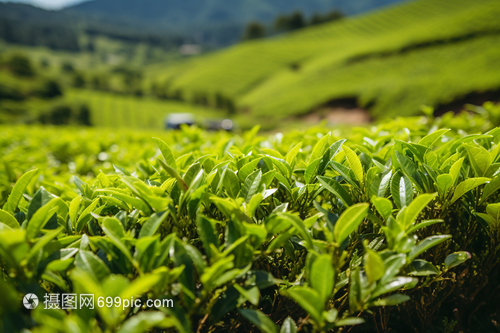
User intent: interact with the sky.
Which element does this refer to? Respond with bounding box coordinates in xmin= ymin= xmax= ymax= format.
xmin=0 ymin=0 xmax=87 ymax=9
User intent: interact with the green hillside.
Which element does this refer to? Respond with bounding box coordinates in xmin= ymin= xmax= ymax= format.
xmin=2 ymin=0 xmax=500 ymax=131
xmin=64 ymin=89 xmax=237 ymax=129
xmin=147 ymin=0 xmax=500 ymax=118
xmin=64 ymin=0 xmax=405 ymax=37
xmin=0 ymin=0 xmax=406 ymax=49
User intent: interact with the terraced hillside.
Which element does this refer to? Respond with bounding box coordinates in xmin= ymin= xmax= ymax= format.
xmin=65 ymin=90 xmax=226 ymax=130
xmin=147 ymin=0 xmax=500 ymax=119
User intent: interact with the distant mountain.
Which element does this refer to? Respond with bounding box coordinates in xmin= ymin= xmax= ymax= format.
xmin=0 ymin=3 xmax=82 ymax=50
xmin=0 ymin=3 xmax=184 ymax=50
xmin=64 ymin=0 xmax=406 ymax=23
xmin=62 ymin=0 xmax=407 ymax=44
xmin=0 ymin=0 xmax=408 ymax=49
xmin=0 ymin=2 xmax=75 ymax=24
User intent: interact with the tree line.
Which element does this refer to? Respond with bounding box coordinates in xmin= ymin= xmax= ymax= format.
xmin=243 ymin=10 xmax=344 ymax=40
xmin=0 ymin=19 xmax=80 ymax=51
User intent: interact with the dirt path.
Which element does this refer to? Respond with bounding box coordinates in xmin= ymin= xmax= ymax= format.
xmin=302 ymin=107 xmax=371 ymax=125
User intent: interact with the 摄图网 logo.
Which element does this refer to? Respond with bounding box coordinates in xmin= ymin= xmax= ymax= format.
xmin=23 ymin=294 xmax=39 ymax=309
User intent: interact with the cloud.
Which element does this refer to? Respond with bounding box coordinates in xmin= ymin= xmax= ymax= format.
xmin=0 ymin=0 xmax=86 ymax=9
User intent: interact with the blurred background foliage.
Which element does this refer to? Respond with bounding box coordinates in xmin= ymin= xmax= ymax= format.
xmin=0 ymin=0 xmax=498 ymax=131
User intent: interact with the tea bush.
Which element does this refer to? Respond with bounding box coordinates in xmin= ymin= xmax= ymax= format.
xmin=0 ymin=107 xmax=499 ymax=332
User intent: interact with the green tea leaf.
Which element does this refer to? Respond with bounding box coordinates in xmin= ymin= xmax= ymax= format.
xmin=239 ymin=308 xmax=277 ymax=333
xmin=418 ymin=129 xmax=450 ymax=147
xmin=223 ymin=168 xmax=241 ymax=199
xmin=400 ymin=193 xmax=437 ymax=229
xmin=96 ymin=189 xmax=151 ymax=214
xmin=436 ymin=174 xmax=453 ymax=197
xmin=26 ymin=198 xmax=58 ymax=240
xmin=349 ymin=267 xmax=362 ymax=312
xmin=395 ymin=151 xmax=424 ymax=191
xmin=406 ymin=219 xmax=443 ymax=234
xmin=371 ymin=169 xmax=392 ymax=198
xmin=480 ymin=175 xmax=500 ymax=204
xmin=139 ymin=211 xmax=169 ymax=238
xmin=407 ymin=259 xmax=439 ymax=276
xmin=450 ymin=177 xmax=490 ymax=204
xmin=371 ymin=294 xmax=410 ymax=306
xmin=239 ymin=158 xmax=261 ymax=182
xmin=309 ymin=132 xmax=331 ymax=164
xmin=102 ymin=217 xmax=134 ymax=263
xmin=371 ymin=196 xmax=392 ymax=220
xmin=364 ymin=248 xmax=384 ymax=283
xmin=444 ymin=251 xmax=471 ymax=270
xmin=343 ymin=146 xmax=364 ymax=184
xmin=334 ymin=203 xmax=369 ymax=245
xmin=408 ymin=235 xmax=451 ymax=261
xmin=240 ymin=170 xmax=262 ymax=203
xmin=0 ymin=209 xmax=20 ymax=229
xmin=153 ymin=137 xmax=177 ymax=171
xmin=276 ymin=213 xmax=313 ymax=249
xmin=120 ymin=273 xmax=163 ymax=300
xmin=449 ymin=157 xmax=464 ymax=185
xmin=3 ymin=168 xmax=37 ymax=214
xmin=371 ymin=277 xmax=418 ymax=298
xmin=281 ymin=287 xmax=322 ymax=323
xmin=330 ymin=161 xmax=358 ymax=188
xmin=310 ymin=254 xmax=334 ymax=303
xmin=335 ymin=318 xmax=365 ymax=327
xmin=68 ymin=196 xmax=83 ymax=228
xmin=380 ymin=254 xmax=406 ymax=284
xmin=158 ymin=159 xmax=188 ymax=192
xmin=463 ymin=144 xmax=491 ymax=177
xmin=280 ymin=317 xmax=297 ymax=333
xmin=75 ymin=198 xmax=100 ymax=232
xmin=25 ymin=226 xmax=64 ymax=262
xmin=75 ymin=249 xmax=111 ymax=282
xmin=285 ymin=143 xmax=302 ymax=167
xmin=391 ymin=171 xmax=413 ymax=209
xmin=305 ymin=158 xmax=321 ymax=184
xmin=196 ymin=215 xmax=219 ymax=259
xmin=27 ymin=187 xmax=56 ymax=221
xmin=234 ymin=284 xmax=260 ymax=306
xmin=317 ymin=176 xmax=353 ymax=206
xmin=117 ymin=312 xmax=167 ymax=333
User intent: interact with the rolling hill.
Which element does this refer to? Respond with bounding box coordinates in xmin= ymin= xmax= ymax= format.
xmin=62 ymin=0 xmax=407 ymax=45
xmin=0 ymin=0 xmax=408 ymax=48
xmin=146 ymin=0 xmax=500 ymax=119
xmin=64 ymin=0 xmax=406 ymax=26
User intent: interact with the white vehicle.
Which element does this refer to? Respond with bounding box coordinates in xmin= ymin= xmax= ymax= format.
xmin=164 ymin=113 xmax=195 ymax=129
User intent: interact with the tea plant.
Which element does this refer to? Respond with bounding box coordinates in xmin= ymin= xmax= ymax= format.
xmin=0 ymin=111 xmax=499 ymax=332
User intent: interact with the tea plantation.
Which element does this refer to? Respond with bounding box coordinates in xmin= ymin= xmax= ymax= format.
xmin=149 ymin=0 xmax=500 ymax=118
xmin=1 ymin=104 xmax=500 ymax=332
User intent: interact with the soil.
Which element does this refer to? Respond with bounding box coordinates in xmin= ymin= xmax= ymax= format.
xmin=302 ymin=107 xmax=372 ymax=125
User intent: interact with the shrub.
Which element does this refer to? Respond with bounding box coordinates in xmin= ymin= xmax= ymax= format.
xmin=0 ymin=83 xmax=24 ymax=101
xmin=36 ymin=80 xmax=63 ymax=99
xmin=242 ymin=22 xmax=266 ymax=40
xmin=38 ymin=103 xmax=92 ymax=126
xmin=72 ymin=73 xmax=86 ymax=88
xmin=61 ymin=62 xmax=75 ymax=73
xmin=7 ymin=54 xmax=34 ymax=77
xmin=76 ymin=104 xmax=92 ymax=126
xmin=0 ymin=110 xmax=499 ymax=332
xmin=39 ymin=104 xmax=72 ymax=125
